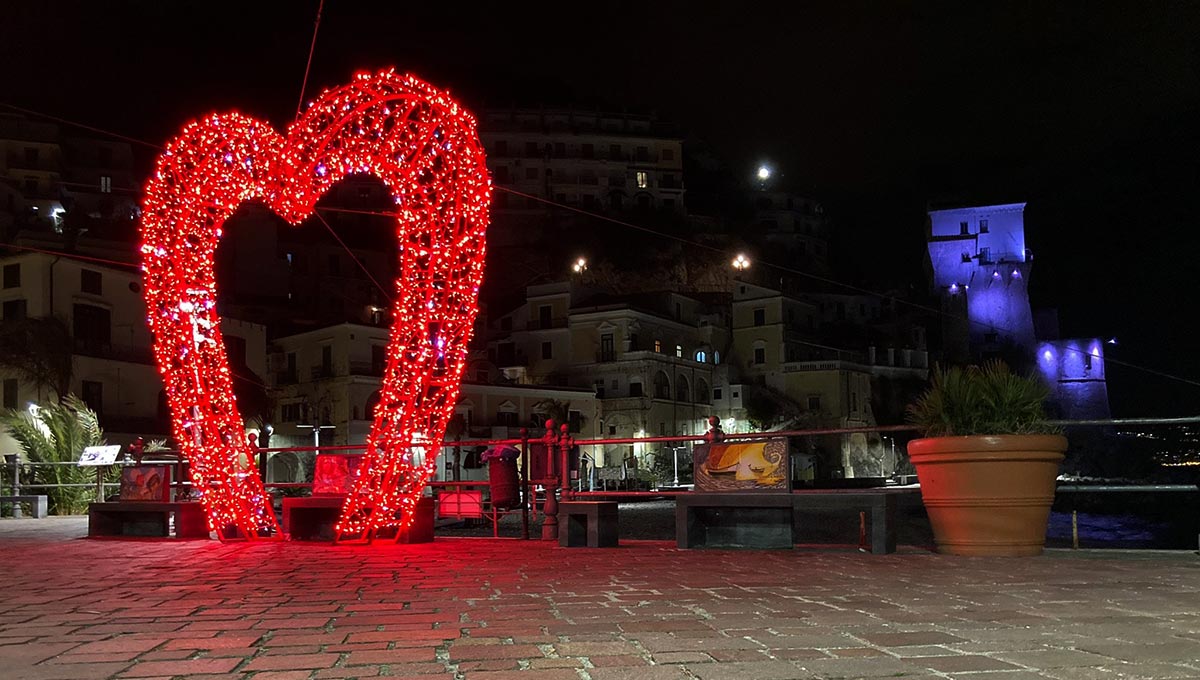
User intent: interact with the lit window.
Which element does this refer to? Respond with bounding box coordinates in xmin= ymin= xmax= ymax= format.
xmin=636 ymin=171 xmax=648 ymax=189
xmin=100 ymin=176 xmax=112 ymax=193
xmin=695 ymin=350 xmax=707 ymax=363
xmin=654 ymin=339 xmax=662 ymax=353
xmin=675 ymin=345 xmax=683 ymax=358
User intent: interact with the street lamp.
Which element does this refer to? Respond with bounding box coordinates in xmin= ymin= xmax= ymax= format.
xmin=756 ymin=165 xmax=771 ymax=182
xmin=572 ymin=257 xmax=588 ymax=273
xmin=732 ymin=253 xmax=751 ymax=271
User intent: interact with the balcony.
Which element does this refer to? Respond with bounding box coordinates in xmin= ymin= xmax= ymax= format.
xmin=310 ymin=365 xmax=335 ymax=380
xmin=275 ymin=370 xmax=299 ymax=386
xmin=526 ymin=318 xmax=567 ymax=330
xmin=349 ymin=360 xmax=384 ymax=377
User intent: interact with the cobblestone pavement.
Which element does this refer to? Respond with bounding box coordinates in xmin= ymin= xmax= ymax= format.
xmin=2 ymin=517 xmax=1200 ymax=679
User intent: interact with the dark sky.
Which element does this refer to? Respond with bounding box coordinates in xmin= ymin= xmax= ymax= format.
xmin=3 ymin=1 xmax=1199 ymax=416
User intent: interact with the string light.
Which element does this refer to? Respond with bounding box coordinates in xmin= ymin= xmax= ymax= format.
xmin=140 ymin=70 xmax=491 ymax=541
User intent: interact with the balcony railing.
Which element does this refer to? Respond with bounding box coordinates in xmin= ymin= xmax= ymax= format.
xmin=310 ymin=365 xmax=334 ymax=380
xmin=526 ymin=318 xmax=567 ymax=330
xmin=348 ymin=360 xmax=384 ymax=377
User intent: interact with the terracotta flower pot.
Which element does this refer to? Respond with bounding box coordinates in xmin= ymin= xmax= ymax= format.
xmin=908 ymin=435 xmax=1067 ymax=556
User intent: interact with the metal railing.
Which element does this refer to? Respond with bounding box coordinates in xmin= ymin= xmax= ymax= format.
xmin=4 ymin=416 xmax=1199 ymax=546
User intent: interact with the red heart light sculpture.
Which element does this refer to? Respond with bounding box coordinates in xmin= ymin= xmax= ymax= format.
xmin=140 ymin=70 xmax=490 ymax=541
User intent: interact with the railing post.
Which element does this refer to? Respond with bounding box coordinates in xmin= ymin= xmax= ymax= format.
xmin=5 ymin=454 xmax=21 ymax=518
xmin=520 ymin=428 xmax=530 ymax=540
xmin=541 ymin=420 xmax=559 ymax=541
xmin=559 ymin=423 xmax=573 ymax=501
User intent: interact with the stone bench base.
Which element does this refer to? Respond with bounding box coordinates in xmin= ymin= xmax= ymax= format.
xmin=0 ymin=495 xmax=48 ymax=518
xmin=559 ymin=501 xmax=619 ymax=547
xmin=88 ymin=501 xmax=208 ymax=538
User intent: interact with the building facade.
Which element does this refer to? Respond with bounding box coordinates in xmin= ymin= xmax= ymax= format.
xmin=0 ymin=250 xmax=267 ymax=449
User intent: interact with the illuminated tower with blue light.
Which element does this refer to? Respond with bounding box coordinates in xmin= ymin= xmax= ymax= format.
xmin=927 ymin=202 xmax=1110 ymax=420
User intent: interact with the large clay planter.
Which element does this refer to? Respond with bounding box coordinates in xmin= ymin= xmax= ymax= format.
xmin=908 ymin=435 xmax=1067 ymax=556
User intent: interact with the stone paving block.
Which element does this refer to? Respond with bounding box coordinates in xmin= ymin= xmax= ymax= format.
xmin=587 ymin=666 xmax=691 ymax=680
xmin=115 ymin=658 xmax=244 ymax=677
xmin=462 ymin=670 xmax=579 ymax=680
xmin=1079 ymin=641 xmax=1200 ymax=662
xmin=685 ymin=659 xmax=811 ymax=679
xmin=241 ymin=652 xmax=342 ymax=671
xmin=906 ymin=654 xmax=1023 ymax=672
xmin=795 ymin=656 xmax=925 ymax=677
xmin=859 ymin=630 xmax=968 ymax=646
xmin=994 ymin=648 xmax=1119 ymax=667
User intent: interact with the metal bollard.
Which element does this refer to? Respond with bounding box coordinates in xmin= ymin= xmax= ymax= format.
xmin=5 ymin=454 xmax=22 ymax=519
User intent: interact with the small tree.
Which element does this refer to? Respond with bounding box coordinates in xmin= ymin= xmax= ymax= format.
xmin=0 ymin=394 xmax=106 ymax=514
xmin=0 ymin=316 xmax=73 ymax=402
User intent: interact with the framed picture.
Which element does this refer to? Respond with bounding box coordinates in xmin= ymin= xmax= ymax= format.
xmin=312 ymin=454 xmax=363 ymax=495
xmin=692 ymin=440 xmax=790 ymax=492
xmin=119 ymin=465 xmax=172 ymax=502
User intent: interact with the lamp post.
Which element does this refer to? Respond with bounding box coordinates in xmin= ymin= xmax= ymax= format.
xmin=541 ymin=420 xmax=559 ymax=541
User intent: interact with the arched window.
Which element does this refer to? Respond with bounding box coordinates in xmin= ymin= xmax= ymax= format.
xmin=653 ymin=371 xmax=671 ymax=400
xmin=696 ymin=378 xmax=710 ymax=404
xmin=365 ymin=390 xmax=382 ymax=419
xmin=694 ymin=349 xmax=707 ymax=363
xmin=713 ymin=350 xmax=721 ymax=365
xmin=676 ymin=375 xmax=690 ymax=403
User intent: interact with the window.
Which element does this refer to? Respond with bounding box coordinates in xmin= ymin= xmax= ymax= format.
xmin=653 ymin=339 xmax=662 ymax=353
xmin=675 ymin=302 xmax=682 ymax=320
xmin=73 ymin=304 xmax=110 ymax=351
xmin=100 ymin=176 xmax=112 ymax=193
xmin=754 ymin=347 xmax=766 ymax=364
xmin=525 ymin=167 xmax=538 ymax=180
xmin=636 ymin=171 xmax=648 ymax=189
xmin=629 ymin=381 xmax=643 ymax=397
xmin=541 ymin=341 xmax=553 ymax=360
xmin=608 ymin=425 xmax=617 ymax=435
xmin=713 ymin=388 xmax=722 ymax=400
xmin=732 ymin=390 xmax=739 ymax=398
xmin=525 ymin=141 xmax=539 ymax=157
xmin=850 ymin=391 xmax=857 ymax=412
xmin=496 ymin=411 xmax=518 ymax=426
xmin=675 ymin=344 xmax=683 ymax=358
xmin=2 ymin=263 xmax=19 ymax=288
xmin=1085 ymin=353 xmax=1093 ymax=370
xmin=554 ymin=142 xmax=565 ymax=157
xmin=82 ymin=380 xmax=103 ymax=415
xmin=695 ymin=350 xmax=707 ymax=363
xmin=371 ymin=344 xmax=386 ymax=374
xmin=281 ymin=403 xmax=303 ymax=422
xmin=959 ymin=221 xmax=969 ymax=235
xmin=753 ymin=307 xmax=765 ymax=326
xmin=2 ymin=378 xmax=16 ymax=409
xmin=81 ymin=269 xmax=102 ymax=295
xmin=807 ymin=395 xmax=821 ymax=411
xmin=600 ymin=333 xmax=614 ymax=361
xmin=662 ymin=148 xmax=674 ymax=161
xmin=979 ymin=247 xmax=991 ymax=263
xmin=538 ymin=305 xmax=552 ymax=328
xmin=594 ymin=380 xmax=605 ymax=398
xmin=321 ymin=345 xmax=333 ymax=375
xmin=611 ymin=379 xmax=618 ymax=390
xmin=980 ymin=219 xmax=989 ymax=233
xmin=629 ymin=333 xmax=640 ymax=351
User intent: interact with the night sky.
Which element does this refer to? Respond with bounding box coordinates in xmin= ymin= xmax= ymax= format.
xmin=3 ymin=2 xmax=1199 ymax=416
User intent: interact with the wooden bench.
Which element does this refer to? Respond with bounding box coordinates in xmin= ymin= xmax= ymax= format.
xmin=558 ymin=501 xmax=619 ymax=547
xmin=283 ymin=495 xmax=433 ymax=542
xmin=0 ymin=495 xmax=48 ymax=518
xmin=676 ymin=490 xmax=907 ymax=553
xmin=88 ymin=501 xmax=208 ymax=538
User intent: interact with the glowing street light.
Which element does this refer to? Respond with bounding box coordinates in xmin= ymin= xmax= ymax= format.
xmin=572 ymin=257 xmax=588 ymax=273
xmin=732 ymin=253 xmax=751 ymax=271
xmin=756 ymin=165 xmax=771 ymax=182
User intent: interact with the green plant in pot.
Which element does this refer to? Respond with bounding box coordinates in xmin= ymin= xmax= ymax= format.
xmin=906 ymin=360 xmax=1066 ymax=556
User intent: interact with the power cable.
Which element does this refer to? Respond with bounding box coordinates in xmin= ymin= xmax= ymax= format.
xmin=294 ymin=0 xmax=326 ymax=121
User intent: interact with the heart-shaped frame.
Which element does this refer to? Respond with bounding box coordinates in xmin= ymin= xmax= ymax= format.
xmin=140 ymin=70 xmax=490 ymax=541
